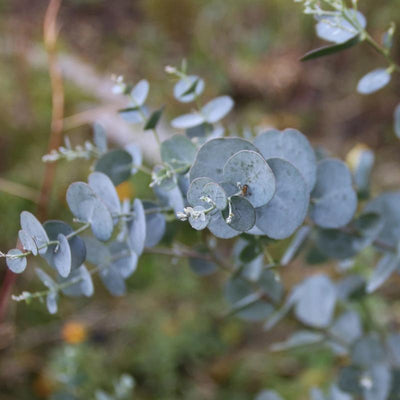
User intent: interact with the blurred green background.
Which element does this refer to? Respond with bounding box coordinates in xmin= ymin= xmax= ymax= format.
xmin=0 ymin=0 xmax=400 ymax=399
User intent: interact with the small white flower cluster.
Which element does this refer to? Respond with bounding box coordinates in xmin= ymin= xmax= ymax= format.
xmin=294 ymin=0 xmax=347 ymax=15
xmin=11 ymin=291 xmax=32 ymax=302
xmin=150 ymin=165 xmax=176 ymax=188
xmin=42 ymin=137 xmax=99 ymax=163
xmin=111 ymin=74 xmax=127 ymax=94
xmin=177 ymin=207 xmax=207 ymax=222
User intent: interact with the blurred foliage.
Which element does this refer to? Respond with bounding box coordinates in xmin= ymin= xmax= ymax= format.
xmin=0 ymin=0 xmax=400 ymax=399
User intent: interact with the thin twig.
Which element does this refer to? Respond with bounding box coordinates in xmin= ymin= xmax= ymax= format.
xmin=37 ymin=0 xmax=64 ymax=220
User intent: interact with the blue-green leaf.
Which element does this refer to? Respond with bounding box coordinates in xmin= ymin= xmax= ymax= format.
xmin=88 ymin=171 xmax=121 ymax=217
xmin=254 ymin=128 xmax=317 ymax=192
xmin=174 ymin=75 xmax=204 ymax=103
xmin=53 ymin=234 xmax=72 ymax=278
xmin=6 ymin=249 xmax=27 ymax=273
xmin=256 ymin=158 xmax=309 ymax=239
xmin=20 ymin=211 xmax=49 ymax=255
xmin=223 ymin=150 xmax=276 ymax=207
xmin=128 ymin=199 xmax=146 ymax=256
xmin=18 ymin=229 xmax=38 ymax=256
xmin=95 ymin=149 xmax=133 ymax=185
xmin=310 ymin=159 xmax=357 ymax=228
xmin=161 ymin=134 xmax=197 ymax=168
xmin=171 ymin=113 xmax=205 ymax=129
xmin=223 ymin=196 xmax=256 ymax=232
xmin=144 ymin=107 xmax=164 ymax=130
xmin=43 ymin=221 xmax=86 ymax=271
xmin=357 ymin=68 xmax=391 ymax=94
xmin=201 ymin=96 xmax=234 ymax=123
xmin=190 ymin=138 xmax=258 ymax=183
xmin=301 ymin=35 xmax=360 ymax=61
xmin=316 ymin=10 xmax=366 ymax=44
xmin=130 ymin=79 xmax=149 ymax=106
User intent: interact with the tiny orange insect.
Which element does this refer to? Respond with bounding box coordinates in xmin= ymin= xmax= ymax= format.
xmin=241 ymin=184 xmax=249 ymax=196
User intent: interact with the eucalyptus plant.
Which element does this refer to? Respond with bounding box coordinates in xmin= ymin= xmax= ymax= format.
xmin=2 ymin=2 xmax=400 ymax=399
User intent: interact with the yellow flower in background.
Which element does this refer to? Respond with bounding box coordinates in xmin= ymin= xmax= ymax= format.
xmin=62 ymin=321 xmax=87 ymax=344
xmin=116 ymin=181 xmax=135 ymax=201
xmin=346 ymin=143 xmax=370 ymax=171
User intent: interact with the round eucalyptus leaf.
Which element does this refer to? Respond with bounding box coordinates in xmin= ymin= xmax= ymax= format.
xmin=89 ymin=199 xmax=114 ymax=241
xmin=53 ymin=234 xmax=72 ymax=278
xmin=201 ymin=96 xmax=234 ymax=123
xmin=66 ymin=182 xmax=97 ymax=222
xmin=20 ymin=211 xmax=49 ymax=255
xmin=110 ymin=241 xmax=138 ymax=279
xmin=203 ymin=182 xmax=227 ymax=210
xmin=171 ymin=113 xmax=205 ymax=129
xmin=318 ymin=211 xmax=384 ymax=260
xmin=223 ymin=150 xmax=275 ymax=207
xmin=153 ymin=184 xmax=184 ymax=215
xmin=84 ymin=237 xmax=111 ymax=266
xmin=128 ymin=198 xmax=146 ymax=256
xmin=310 ymin=159 xmax=357 ymax=228
xmin=364 ymin=191 xmax=400 ymax=247
xmin=6 ymin=249 xmax=27 ymax=273
xmin=338 ymin=366 xmax=364 ymax=395
xmin=130 ymin=79 xmax=149 ymax=106
xmin=190 ymin=138 xmax=258 ymax=183
xmin=143 ymin=201 xmax=166 ymax=247
xmin=316 ymin=229 xmax=365 ymax=260
xmin=88 ymin=171 xmax=121 ymax=217
xmin=60 ymin=265 xmax=94 ymax=297
xmin=254 ymin=128 xmax=317 ymax=191
xmin=99 ymin=264 xmax=126 ymax=296
xmin=225 ymin=276 xmax=274 ymax=322
xmin=161 ymin=134 xmax=197 ymax=168
xmin=125 ymin=143 xmax=142 ymax=174
xmin=189 ymin=256 xmax=217 ymax=276
xmin=95 ymin=149 xmax=133 ymax=186
xmin=315 ymin=10 xmax=366 ymax=44
xmin=256 ymin=158 xmax=309 ymax=239
xmin=329 ymin=311 xmax=362 ymax=347
xmin=43 ymin=221 xmax=86 ymax=271
xmin=357 ymin=68 xmax=391 ymax=95
xmin=362 ymin=364 xmax=391 ymax=400
xmin=207 ymin=211 xmax=239 ymax=239
xmin=18 ymin=229 xmax=38 ymax=256
xmin=187 ymin=177 xmax=213 ymax=208
xmin=294 ymin=274 xmax=337 ymax=328
xmin=188 ymin=206 xmax=210 ymax=230
xmin=351 ymin=334 xmax=386 ymax=367
xmin=222 ymin=196 xmax=255 ymax=232
xmin=173 ymin=75 xmax=204 ymax=103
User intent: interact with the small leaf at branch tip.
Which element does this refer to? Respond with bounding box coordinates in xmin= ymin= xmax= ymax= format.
xmin=357 ymin=68 xmax=391 ymax=95
xmin=6 ymin=249 xmax=27 ymax=273
xmin=300 ymin=35 xmax=360 ymax=61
